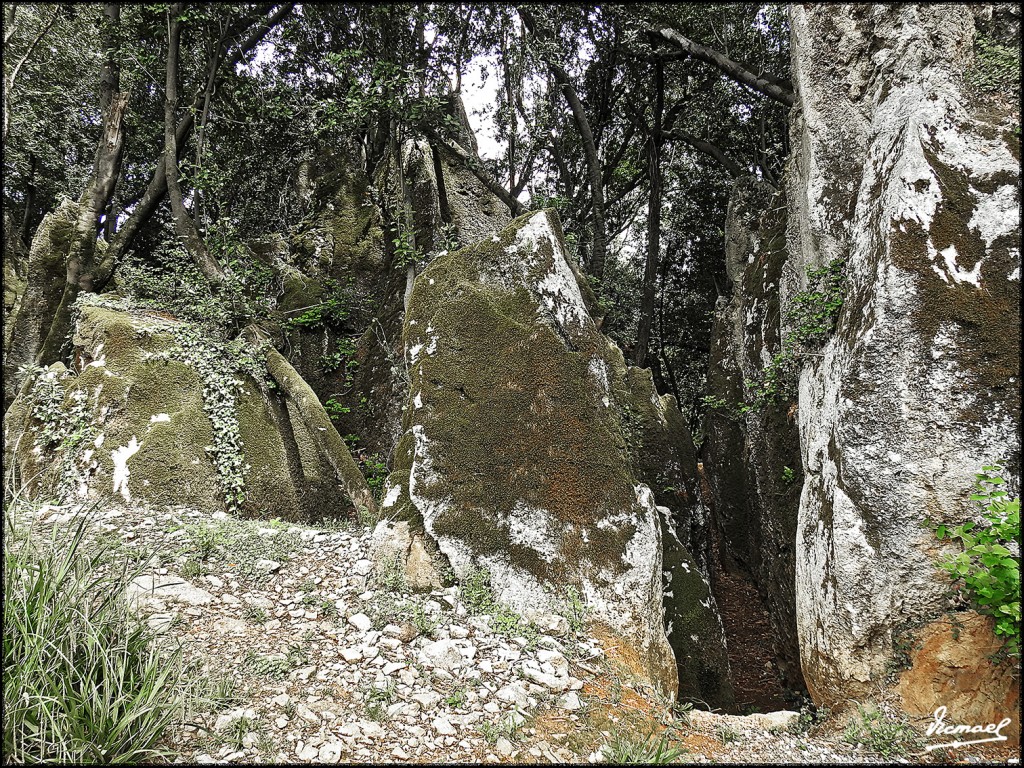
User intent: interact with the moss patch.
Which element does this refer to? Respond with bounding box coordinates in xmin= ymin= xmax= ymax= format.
xmin=889 ymin=140 xmax=1020 ymax=419
xmin=404 ymin=276 xmax=637 ymax=581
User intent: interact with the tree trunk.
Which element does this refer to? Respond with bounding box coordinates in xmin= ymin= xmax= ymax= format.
xmin=103 ymin=3 xmax=295 ymax=270
xmin=424 ymin=126 xmax=526 ymax=216
xmin=164 ymin=3 xmax=224 ymax=284
xmin=18 ymin=152 xmax=36 ymax=246
xmin=253 ymin=337 xmax=378 ymax=518
xmin=36 ymin=3 xmax=126 ymax=366
xmin=653 ymin=27 xmax=795 ymax=107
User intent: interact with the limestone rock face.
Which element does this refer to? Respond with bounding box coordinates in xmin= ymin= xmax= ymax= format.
xmin=3 ymin=300 xmax=350 ymax=520
xmin=703 ymin=177 xmax=804 ymax=691
xmin=787 ymin=4 xmax=1019 ymax=707
xmin=380 ymin=209 xmax=733 ymax=705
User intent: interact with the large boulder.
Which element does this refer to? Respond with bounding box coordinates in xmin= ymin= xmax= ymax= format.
xmin=4 ymin=297 xmax=353 ymax=520
xmin=787 ymin=2 xmax=1019 ymax=724
xmin=379 ymin=209 xmax=733 ymax=706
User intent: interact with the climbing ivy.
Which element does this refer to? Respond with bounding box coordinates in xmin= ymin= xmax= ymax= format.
xmin=704 ymin=258 xmax=846 ymax=417
xmin=967 ymin=35 xmax=1020 ymax=96
xmin=150 ymin=327 xmax=271 ymax=514
xmin=20 ymin=364 xmax=97 ymax=499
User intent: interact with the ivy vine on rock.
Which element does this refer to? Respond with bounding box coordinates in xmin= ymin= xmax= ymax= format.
xmin=150 ymin=325 xmax=272 ymax=514
xmin=704 ymin=258 xmax=847 ymax=418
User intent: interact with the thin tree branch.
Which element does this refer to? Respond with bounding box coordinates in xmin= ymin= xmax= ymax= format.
xmin=664 ymin=129 xmax=745 ymax=178
xmin=653 ymin=26 xmax=795 ymax=107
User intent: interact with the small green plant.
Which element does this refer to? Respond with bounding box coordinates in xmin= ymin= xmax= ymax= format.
xmin=671 ymin=700 xmax=694 ymax=727
xmin=181 ymin=556 xmax=204 ymax=579
xmin=781 ymin=466 xmax=796 ymax=485
xmin=220 ymin=716 xmax=255 ymax=751
xmin=968 ymin=34 xmax=1021 ymax=95
xmin=841 ymin=703 xmax=919 ymax=757
xmin=244 ymin=652 xmax=291 ymax=680
xmin=934 ymin=464 xmax=1020 ymax=659
xmin=282 ymin=278 xmax=356 ymax=332
xmin=410 ymin=603 xmax=440 ymax=636
xmin=324 ymin=397 xmax=351 ymax=423
xmin=187 ymin=522 xmax=225 ymax=560
xmin=205 ymin=676 xmax=240 ymax=711
xmin=701 ymin=394 xmax=730 ymax=412
xmin=709 ymin=259 xmax=846 ymax=417
xmin=499 ymin=713 xmax=523 ymax=741
xmin=461 ymin=565 xmax=499 ymax=614
xmin=3 ymin=511 xmax=190 ymax=764
xmin=797 ymin=702 xmax=830 ymax=732
xmin=320 ymin=599 xmax=339 ymax=618
xmin=375 ymin=556 xmax=407 ymax=593
xmin=360 ymin=453 xmax=389 ymax=501
xmin=602 ymin=730 xmax=686 ymax=764
xmin=461 ymin=566 xmax=537 ymax=642
xmin=478 ymin=720 xmax=499 ymax=745
xmin=716 ymin=724 xmax=740 ymax=745
xmin=445 ymin=686 xmax=468 ymax=708
xmin=285 ymin=642 xmax=309 ymax=668
xmin=391 ymin=226 xmax=423 ymax=269
xmin=364 ymin=682 xmax=396 ymax=722
xmin=323 ymin=335 xmax=364 ymax=385
xmin=562 ymin=585 xmax=589 ymax=635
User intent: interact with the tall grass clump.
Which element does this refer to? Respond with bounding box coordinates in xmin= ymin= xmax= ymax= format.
xmin=3 ymin=509 xmax=188 ymax=764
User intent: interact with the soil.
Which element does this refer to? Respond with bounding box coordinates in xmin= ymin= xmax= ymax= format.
xmin=709 ymin=529 xmax=790 ymax=714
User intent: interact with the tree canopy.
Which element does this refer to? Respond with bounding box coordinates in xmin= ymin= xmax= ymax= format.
xmin=3 ymin=1 xmax=792 ymax=422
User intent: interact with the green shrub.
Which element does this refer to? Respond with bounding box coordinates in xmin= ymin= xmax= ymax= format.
xmin=3 ymin=512 xmax=189 ymax=763
xmin=934 ymin=464 xmax=1021 ymax=659
xmin=282 ymin=277 xmax=358 ymax=332
xmin=602 ymin=730 xmax=685 ymax=764
xmin=841 ymin=704 xmax=919 ymax=757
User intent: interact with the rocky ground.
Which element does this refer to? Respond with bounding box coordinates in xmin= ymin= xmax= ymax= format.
xmin=12 ymin=501 xmax=1019 ymax=765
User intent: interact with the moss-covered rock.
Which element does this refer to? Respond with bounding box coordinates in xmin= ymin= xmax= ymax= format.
xmin=3 ymin=299 xmax=351 ymax=521
xmin=381 ymin=210 xmax=731 ymax=702
xmin=3 ymin=199 xmax=77 ymax=410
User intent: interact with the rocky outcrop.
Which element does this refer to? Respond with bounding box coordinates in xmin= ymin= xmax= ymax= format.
xmin=703 ymin=177 xmax=805 ymax=692
xmin=787 ymin=3 xmax=1019 ymax=715
xmin=3 ymin=298 xmax=361 ymax=520
xmin=3 ymin=199 xmax=78 ymax=411
xmin=379 ymin=209 xmax=733 ymax=706
xmin=283 ymin=111 xmax=514 ymax=463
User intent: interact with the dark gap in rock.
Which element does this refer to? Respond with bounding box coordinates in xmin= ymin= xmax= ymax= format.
xmin=430 ymin=145 xmax=453 ymax=225
xmin=708 ymin=517 xmax=791 ymax=713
